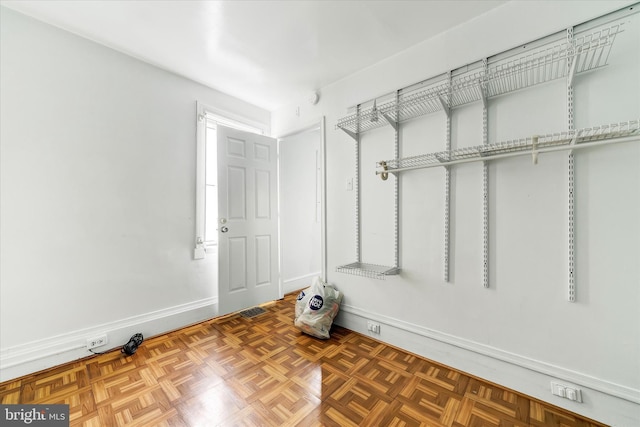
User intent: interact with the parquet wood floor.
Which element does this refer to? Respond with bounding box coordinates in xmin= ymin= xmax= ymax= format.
xmin=0 ymin=292 xmax=607 ymax=426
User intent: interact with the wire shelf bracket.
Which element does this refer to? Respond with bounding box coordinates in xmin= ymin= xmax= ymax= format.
xmin=340 ymin=127 xmax=358 ymax=141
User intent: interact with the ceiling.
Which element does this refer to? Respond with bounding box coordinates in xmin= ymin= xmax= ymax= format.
xmin=1 ymin=0 xmax=508 ymax=111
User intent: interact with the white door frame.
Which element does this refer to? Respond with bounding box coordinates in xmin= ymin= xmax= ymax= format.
xmin=276 ymin=117 xmax=327 ymax=293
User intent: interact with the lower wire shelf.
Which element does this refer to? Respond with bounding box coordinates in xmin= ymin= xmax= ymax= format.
xmin=377 ymin=119 xmax=639 ymax=174
xmin=336 ymin=262 xmax=400 ymax=280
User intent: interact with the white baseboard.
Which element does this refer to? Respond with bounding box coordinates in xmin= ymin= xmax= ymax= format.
xmin=334 ymin=304 xmax=640 ymax=427
xmin=281 ymin=271 xmax=321 ymax=295
xmin=0 ymin=297 xmax=218 ymax=383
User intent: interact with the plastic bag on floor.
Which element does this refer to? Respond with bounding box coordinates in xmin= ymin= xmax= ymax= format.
xmin=294 ymin=277 xmax=343 ymax=339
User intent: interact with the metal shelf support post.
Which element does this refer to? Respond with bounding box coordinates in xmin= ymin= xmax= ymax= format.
xmin=482 ymin=59 xmax=490 ymax=289
xmin=444 ymin=72 xmax=452 ymax=282
xmin=567 ymin=27 xmax=576 ymax=302
xmin=355 ymin=105 xmax=362 ymax=264
xmin=394 ymin=91 xmax=400 ymax=269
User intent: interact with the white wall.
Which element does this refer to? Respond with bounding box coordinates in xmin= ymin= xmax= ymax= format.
xmin=279 ymin=128 xmax=322 ymax=293
xmin=0 ymin=7 xmax=269 ymax=380
xmin=272 ymin=1 xmax=639 ymax=425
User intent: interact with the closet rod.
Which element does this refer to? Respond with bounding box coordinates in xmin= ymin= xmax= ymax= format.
xmin=376 ymin=135 xmax=639 ymax=175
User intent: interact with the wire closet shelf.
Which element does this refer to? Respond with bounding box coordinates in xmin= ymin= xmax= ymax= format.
xmin=336 ymin=22 xmax=623 ymax=135
xmin=335 ymin=262 xmax=400 ymax=280
xmin=377 ymin=120 xmax=640 ymax=174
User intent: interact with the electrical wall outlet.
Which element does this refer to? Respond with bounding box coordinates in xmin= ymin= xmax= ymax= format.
xmin=86 ymin=334 xmax=108 ymax=350
xmin=551 ymin=381 xmax=582 ymax=402
xmin=367 ymin=321 xmax=380 ymax=334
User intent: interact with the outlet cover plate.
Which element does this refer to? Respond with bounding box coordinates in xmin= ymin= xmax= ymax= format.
xmin=86 ymin=334 xmax=108 ymax=350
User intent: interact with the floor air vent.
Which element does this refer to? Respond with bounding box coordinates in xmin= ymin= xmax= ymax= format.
xmin=239 ymin=306 xmax=267 ymax=318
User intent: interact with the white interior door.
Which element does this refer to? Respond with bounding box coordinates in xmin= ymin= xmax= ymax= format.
xmin=217 ymin=125 xmax=280 ymax=316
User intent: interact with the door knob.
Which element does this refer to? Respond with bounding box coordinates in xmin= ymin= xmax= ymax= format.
xmin=221 ymin=226 xmax=229 ymax=233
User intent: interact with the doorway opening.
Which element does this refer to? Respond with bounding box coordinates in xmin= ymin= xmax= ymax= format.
xmin=278 ymin=120 xmax=326 ymax=294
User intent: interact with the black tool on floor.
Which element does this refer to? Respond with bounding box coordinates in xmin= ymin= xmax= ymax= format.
xmin=122 ymin=333 xmax=143 ymax=355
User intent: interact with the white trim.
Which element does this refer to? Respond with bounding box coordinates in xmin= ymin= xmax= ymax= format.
xmin=277 ymin=133 xmax=283 ymax=299
xmin=195 ymin=101 xmax=207 ymax=255
xmin=334 ymin=304 xmax=640 ymax=426
xmin=276 ymin=120 xmax=321 ymax=139
xmin=320 ymin=117 xmax=327 ymax=282
xmin=0 ymin=297 xmax=217 ymax=382
xmin=200 ymin=103 xmax=267 ymax=135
